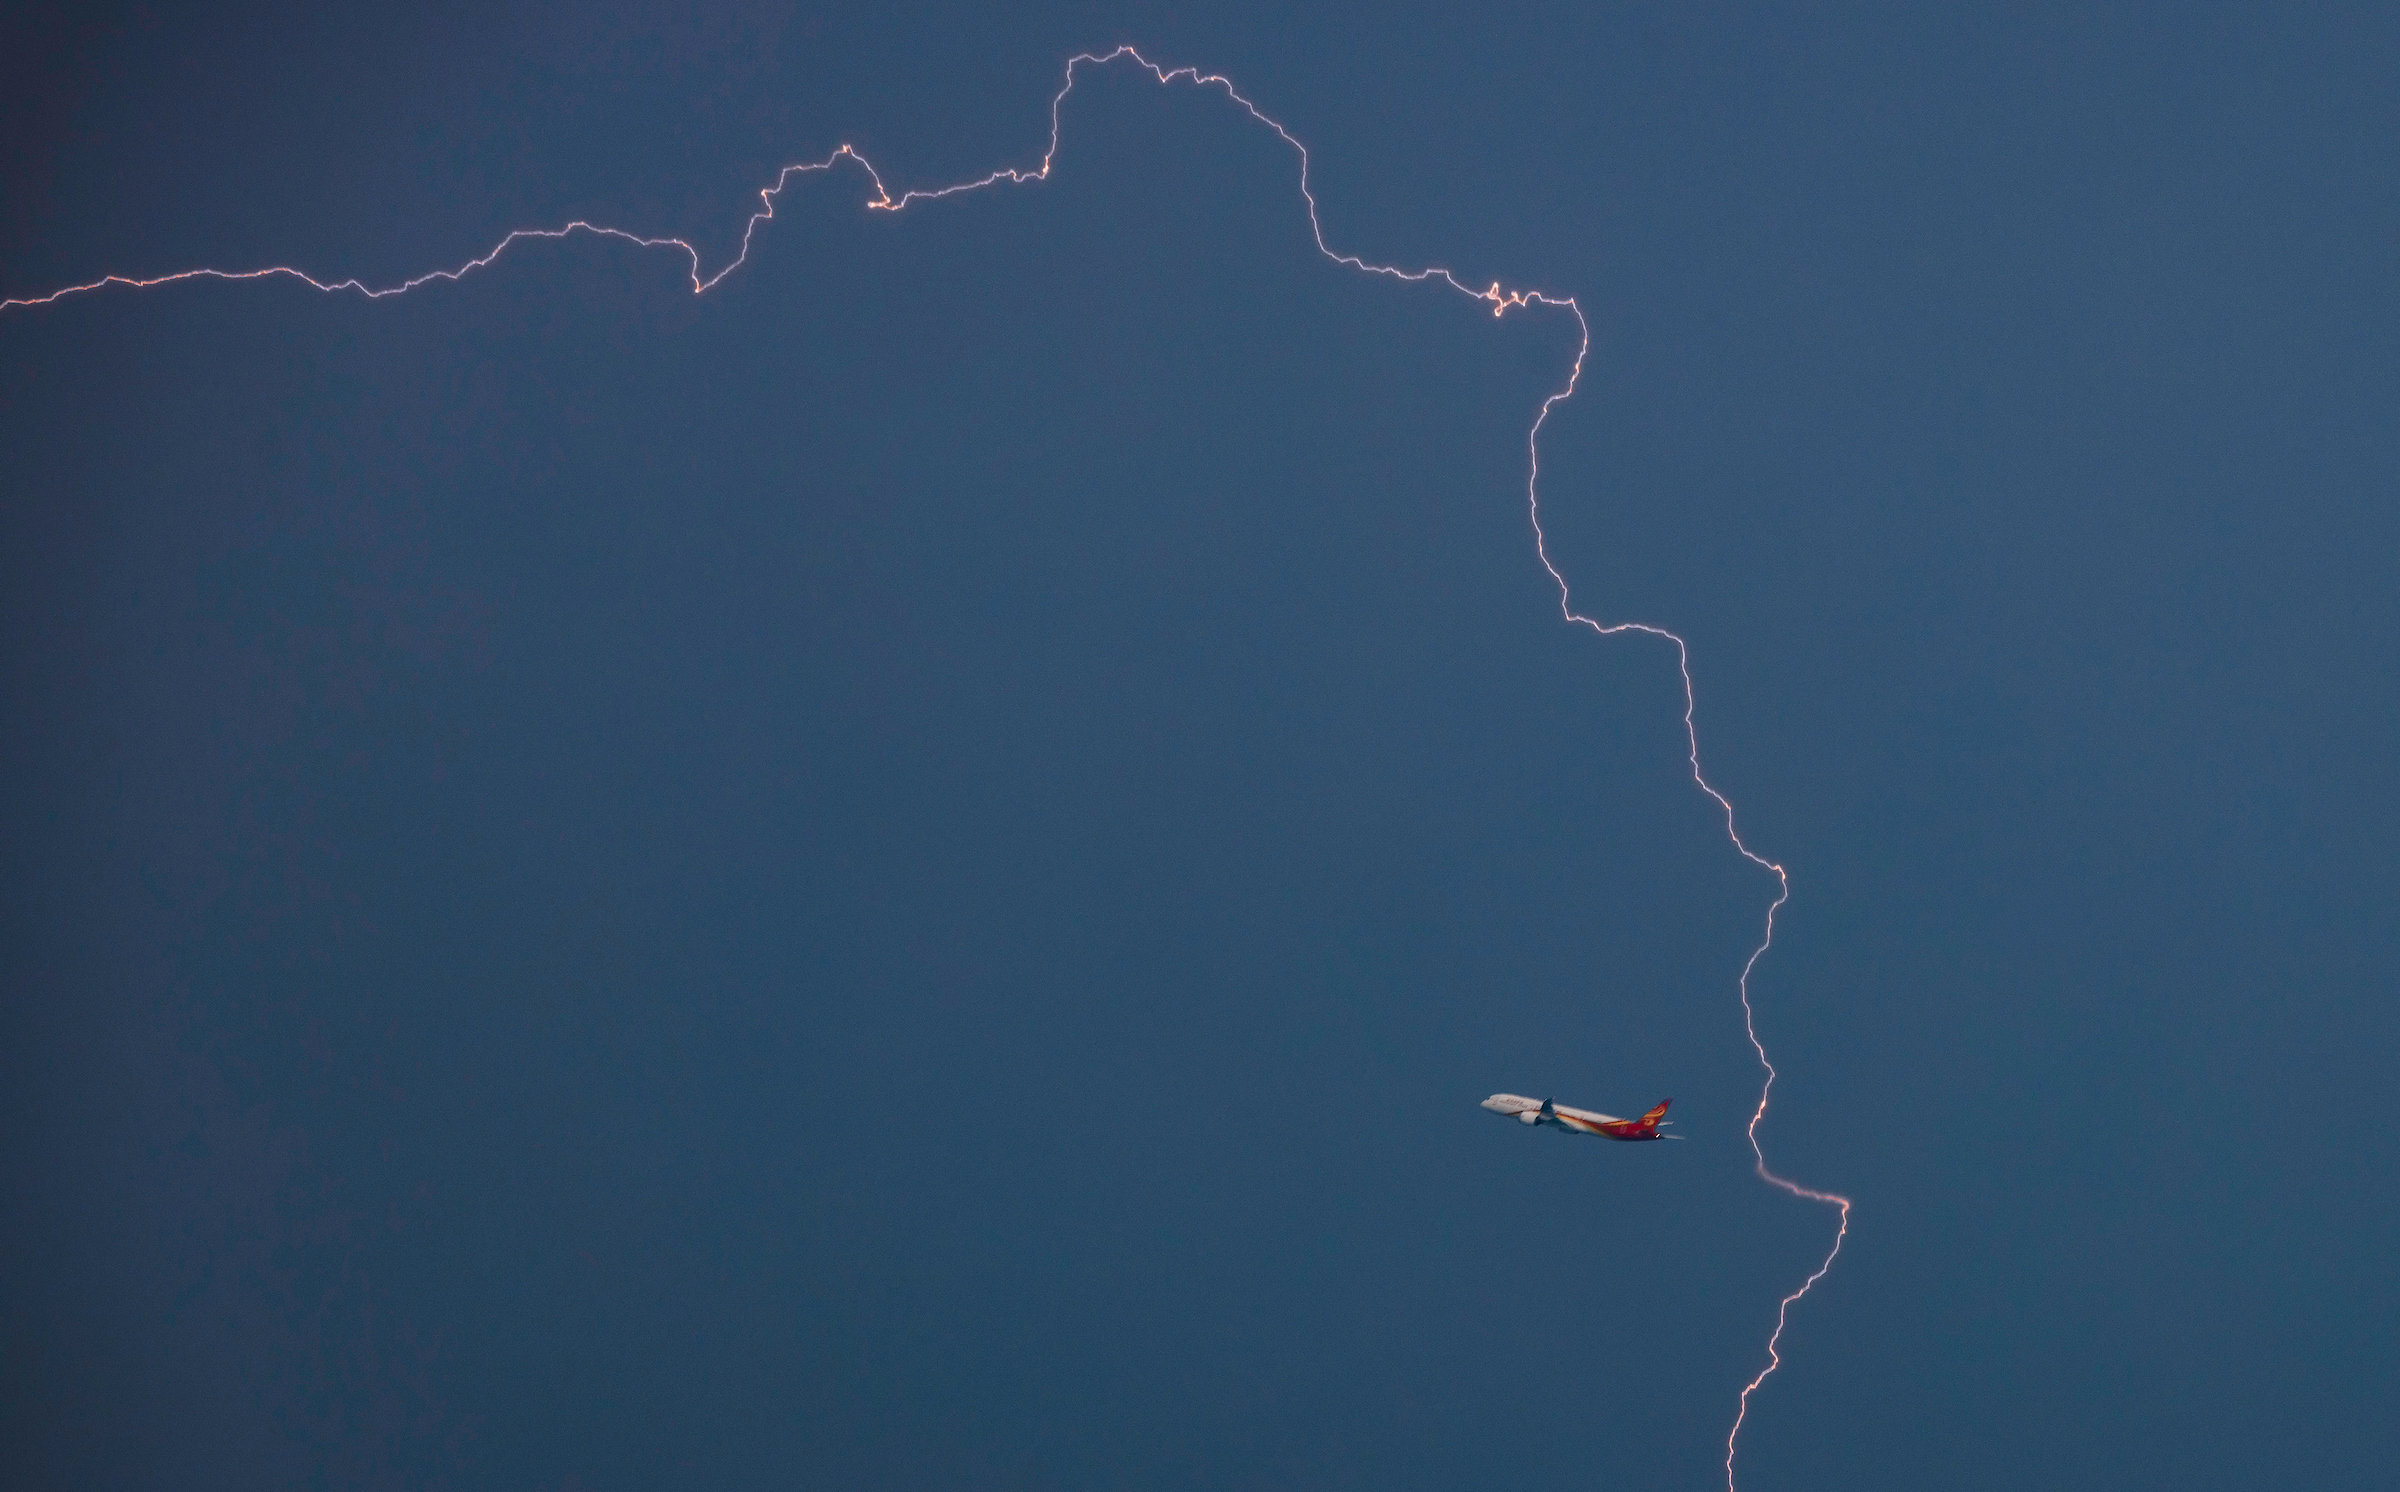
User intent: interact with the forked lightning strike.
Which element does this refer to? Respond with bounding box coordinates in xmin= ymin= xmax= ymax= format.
xmin=1 ymin=45 xmax=1851 ymax=1487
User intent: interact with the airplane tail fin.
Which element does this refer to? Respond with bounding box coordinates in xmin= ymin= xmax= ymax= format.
xmin=1639 ymin=1099 xmax=1672 ymax=1128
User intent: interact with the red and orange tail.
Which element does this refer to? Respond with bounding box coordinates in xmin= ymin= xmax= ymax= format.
xmin=1639 ymin=1099 xmax=1673 ymax=1128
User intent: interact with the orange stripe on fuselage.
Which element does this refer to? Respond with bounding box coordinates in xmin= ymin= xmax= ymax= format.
xmin=1555 ymin=1112 xmax=1654 ymax=1140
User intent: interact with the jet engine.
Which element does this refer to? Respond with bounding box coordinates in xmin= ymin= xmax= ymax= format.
xmin=1518 ymin=1109 xmax=1540 ymax=1124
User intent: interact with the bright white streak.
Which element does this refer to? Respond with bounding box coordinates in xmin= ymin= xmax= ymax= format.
xmin=3 ymin=47 xmax=1854 ymax=1486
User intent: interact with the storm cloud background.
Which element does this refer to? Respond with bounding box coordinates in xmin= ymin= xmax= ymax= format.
xmin=4 ymin=4 xmax=2394 ymax=1488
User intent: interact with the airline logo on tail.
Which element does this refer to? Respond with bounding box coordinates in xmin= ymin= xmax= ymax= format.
xmin=1480 ymin=1093 xmax=1679 ymax=1142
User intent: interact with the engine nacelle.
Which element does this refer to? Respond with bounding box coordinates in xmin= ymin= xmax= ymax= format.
xmin=1518 ymin=1109 xmax=1540 ymax=1124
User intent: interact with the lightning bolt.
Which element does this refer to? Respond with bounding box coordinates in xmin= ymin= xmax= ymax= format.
xmin=4 ymin=45 xmax=1853 ymax=1484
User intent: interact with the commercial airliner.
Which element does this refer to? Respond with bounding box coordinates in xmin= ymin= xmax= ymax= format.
xmin=1481 ymin=1093 xmax=1678 ymax=1141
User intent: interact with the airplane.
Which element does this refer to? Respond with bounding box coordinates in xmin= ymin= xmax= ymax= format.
xmin=1481 ymin=1093 xmax=1679 ymax=1141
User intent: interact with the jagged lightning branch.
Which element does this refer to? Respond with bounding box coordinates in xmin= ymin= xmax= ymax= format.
xmin=3 ymin=45 xmax=1851 ymax=1485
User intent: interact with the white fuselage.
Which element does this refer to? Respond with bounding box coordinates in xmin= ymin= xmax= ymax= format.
xmin=1482 ymin=1093 xmax=1626 ymax=1127
xmin=1481 ymin=1092 xmax=1667 ymax=1141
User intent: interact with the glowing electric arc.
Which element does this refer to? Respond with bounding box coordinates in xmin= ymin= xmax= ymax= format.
xmin=3 ymin=44 xmax=1852 ymax=1485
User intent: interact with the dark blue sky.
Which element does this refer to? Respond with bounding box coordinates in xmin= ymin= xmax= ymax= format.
xmin=5 ymin=4 xmax=2394 ymax=1488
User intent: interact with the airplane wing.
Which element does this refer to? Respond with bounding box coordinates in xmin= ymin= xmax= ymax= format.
xmin=1485 ymin=1093 xmax=1680 ymax=1141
